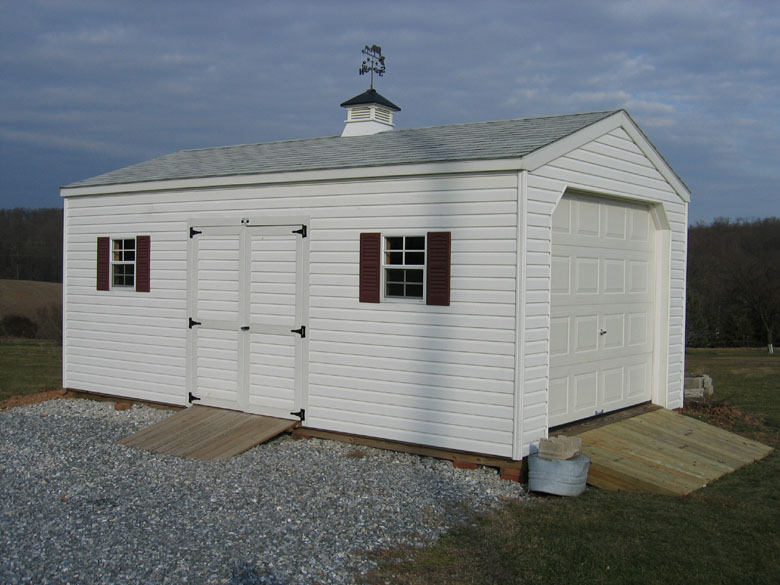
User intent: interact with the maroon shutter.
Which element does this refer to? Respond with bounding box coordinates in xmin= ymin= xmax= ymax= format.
xmin=426 ymin=232 xmax=451 ymax=306
xmin=136 ymin=235 xmax=151 ymax=292
xmin=97 ymin=237 xmax=110 ymax=291
xmin=359 ymin=233 xmax=381 ymax=303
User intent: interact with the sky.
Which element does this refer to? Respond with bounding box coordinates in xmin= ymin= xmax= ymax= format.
xmin=1 ymin=0 xmax=778 ymax=223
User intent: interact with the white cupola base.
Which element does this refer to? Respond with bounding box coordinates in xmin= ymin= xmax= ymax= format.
xmin=340 ymin=89 xmax=401 ymax=137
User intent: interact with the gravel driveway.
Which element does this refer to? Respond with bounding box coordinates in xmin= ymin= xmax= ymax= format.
xmin=1 ymin=399 xmax=527 ymax=584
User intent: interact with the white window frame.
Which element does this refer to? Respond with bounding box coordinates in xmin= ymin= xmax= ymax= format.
xmin=111 ymin=237 xmax=136 ymax=288
xmin=381 ymin=233 xmax=426 ymax=304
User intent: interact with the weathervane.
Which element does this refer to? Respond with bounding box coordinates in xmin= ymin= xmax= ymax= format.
xmin=359 ymin=44 xmax=386 ymax=89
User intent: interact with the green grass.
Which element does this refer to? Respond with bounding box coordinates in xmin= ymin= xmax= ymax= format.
xmin=686 ymin=348 xmax=780 ymax=429
xmin=363 ymin=349 xmax=780 ymax=585
xmin=0 ymin=338 xmax=62 ymax=401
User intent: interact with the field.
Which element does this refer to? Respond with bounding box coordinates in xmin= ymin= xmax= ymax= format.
xmin=0 ymin=279 xmax=62 ymax=321
xmin=363 ymin=348 xmax=779 ymax=585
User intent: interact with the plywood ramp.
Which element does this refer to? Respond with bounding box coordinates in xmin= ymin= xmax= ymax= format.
xmin=575 ymin=409 xmax=773 ymax=496
xmin=118 ymin=406 xmax=299 ymax=461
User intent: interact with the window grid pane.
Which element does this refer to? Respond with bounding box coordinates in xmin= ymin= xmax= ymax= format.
xmin=384 ymin=235 xmax=425 ymax=299
xmin=111 ymin=238 xmax=136 ymax=287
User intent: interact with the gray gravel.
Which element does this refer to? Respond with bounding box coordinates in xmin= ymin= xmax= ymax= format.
xmin=1 ymin=399 xmax=528 ymax=585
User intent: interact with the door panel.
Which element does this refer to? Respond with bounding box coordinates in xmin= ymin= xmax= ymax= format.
xmin=549 ymin=194 xmax=655 ymax=426
xmin=247 ymin=229 xmax=299 ymax=418
xmin=191 ymin=228 xmax=243 ymax=409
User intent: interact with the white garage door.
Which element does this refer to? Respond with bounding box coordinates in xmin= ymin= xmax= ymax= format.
xmin=549 ymin=194 xmax=656 ymax=427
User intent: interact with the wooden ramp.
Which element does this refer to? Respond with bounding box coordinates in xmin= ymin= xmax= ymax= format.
xmin=575 ymin=409 xmax=773 ymax=495
xmin=118 ymin=406 xmax=299 ymax=461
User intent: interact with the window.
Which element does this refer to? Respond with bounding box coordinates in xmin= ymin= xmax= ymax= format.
xmin=359 ymin=232 xmax=451 ymax=306
xmin=112 ymin=238 xmax=136 ymax=287
xmin=384 ymin=235 xmax=425 ymax=299
xmin=97 ymin=235 xmax=150 ymax=292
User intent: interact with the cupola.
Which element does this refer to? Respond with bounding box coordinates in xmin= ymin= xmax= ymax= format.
xmin=340 ymin=88 xmax=401 ymax=137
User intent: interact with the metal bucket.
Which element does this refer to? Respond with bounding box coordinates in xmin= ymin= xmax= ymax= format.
xmin=527 ymin=453 xmax=590 ymax=496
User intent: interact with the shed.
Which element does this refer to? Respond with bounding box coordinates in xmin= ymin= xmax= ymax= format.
xmin=61 ymin=90 xmax=690 ymax=461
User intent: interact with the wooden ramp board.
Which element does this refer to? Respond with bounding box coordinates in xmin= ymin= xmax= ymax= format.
xmin=118 ymin=406 xmax=299 ymax=461
xmin=575 ymin=409 xmax=773 ymax=496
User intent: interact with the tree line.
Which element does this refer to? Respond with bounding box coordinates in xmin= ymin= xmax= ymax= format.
xmin=687 ymin=217 xmax=780 ymax=351
xmin=0 ymin=208 xmax=778 ymax=349
xmin=0 ymin=208 xmax=63 ymax=282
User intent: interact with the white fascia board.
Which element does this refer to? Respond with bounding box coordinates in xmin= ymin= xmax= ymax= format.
xmin=60 ymin=158 xmax=529 ymax=198
xmin=523 ymin=110 xmax=691 ymax=203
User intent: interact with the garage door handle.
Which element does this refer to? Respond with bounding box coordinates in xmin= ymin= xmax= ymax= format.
xmin=599 ymin=329 xmax=607 ymax=336
xmin=241 ymin=326 xmax=250 ymax=331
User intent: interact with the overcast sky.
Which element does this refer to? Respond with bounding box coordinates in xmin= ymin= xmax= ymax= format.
xmin=1 ymin=0 xmax=778 ymax=222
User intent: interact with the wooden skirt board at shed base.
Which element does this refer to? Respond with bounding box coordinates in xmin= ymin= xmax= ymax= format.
xmin=118 ymin=405 xmax=299 ymax=461
xmin=574 ymin=408 xmax=773 ymax=495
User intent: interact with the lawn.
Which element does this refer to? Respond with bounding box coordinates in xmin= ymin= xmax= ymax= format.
xmin=363 ymin=349 xmax=779 ymax=585
xmin=0 ymin=338 xmax=62 ymax=402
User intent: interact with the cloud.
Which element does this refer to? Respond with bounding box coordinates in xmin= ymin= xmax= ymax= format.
xmin=0 ymin=0 xmax=778 ymax=219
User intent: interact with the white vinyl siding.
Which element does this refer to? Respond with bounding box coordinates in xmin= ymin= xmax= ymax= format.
xmin=63 ymin=172 xmax=519 ymax=457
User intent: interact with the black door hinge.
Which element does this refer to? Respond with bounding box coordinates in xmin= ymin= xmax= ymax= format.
xmin=189 ymin=318 xmax=201 ymax=328
xmin=189 ymin=227 xmax=202 ymax=238
xmin=292 ymin=225 xmax=307 ymax=238
xmin=189 ymin=392 xmax=201 ymax=403
xmin=290 ymin=409 xmax=305 ymax=421
xmin=291 ymin=325 xmax=306 ymax=338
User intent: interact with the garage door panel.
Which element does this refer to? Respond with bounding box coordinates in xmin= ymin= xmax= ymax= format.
xmin=629 ymin=207 xmax=651 ymax=242
xmin=574 ymin=316 xmax=598 ymax=353
xmin=551 ymin=256 xmax=570 ymax=294
xmin=628 ymin=312 xmax=650 ymax=347
xmin=603 ymin=204 xmax=627 ymax=239
xmin=602 ymin=367 xmax=624 ymax=403
xmin=602 ymin=313 xmax=625 ymax=349
xmin=549 ymin=377 xmax=569 ymax=419
xmin=575 ymin=258 xmax=599 ymax=294
xmin=572 ymin=371 xmax=599 ymax=411
xmin=575 ymin=200 xmax=600 ymax=236
xmin=603 ymin=259 xmax=626 ymax=294
xmin=550 ymin=317 xmax=570 ymax=356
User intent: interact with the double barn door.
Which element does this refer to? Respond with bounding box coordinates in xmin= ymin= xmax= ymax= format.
xmin=187 ymin=218 xmax=307 ymax=420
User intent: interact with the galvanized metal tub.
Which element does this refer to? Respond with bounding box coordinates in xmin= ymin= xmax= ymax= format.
xmin=527 ymin=453 xmax=590 ymax=496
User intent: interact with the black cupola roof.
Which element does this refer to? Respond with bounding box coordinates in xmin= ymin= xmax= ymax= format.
xmin=340 ymin=88 xmax=401 ymax=112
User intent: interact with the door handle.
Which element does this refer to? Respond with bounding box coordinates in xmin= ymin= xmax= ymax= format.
xmin=240 ymin=326 xmax=250 ymax=331
xmin=599 ymin=329 xmax=607 ymax=336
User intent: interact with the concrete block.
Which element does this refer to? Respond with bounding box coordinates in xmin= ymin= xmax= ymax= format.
xmin=538 ymin=435 xmax=582 ymax=460
xmin=684 ymin=374 xmax=714 ymax=399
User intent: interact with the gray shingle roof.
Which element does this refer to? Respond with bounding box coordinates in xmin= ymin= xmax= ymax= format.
xmin=66 ymin=110 xmax=619 ymax=188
